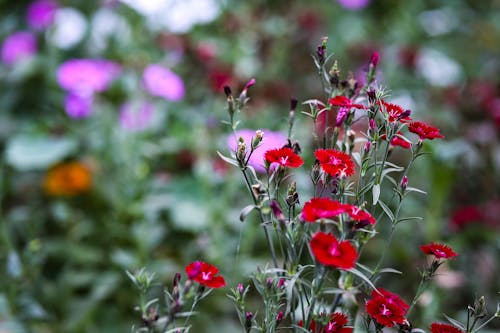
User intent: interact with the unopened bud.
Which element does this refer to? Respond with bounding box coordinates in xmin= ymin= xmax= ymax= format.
xmin=369 ymin=118 xmax=376 ymax=130
xmin=173 ymin=272 xmax=181 ymax=288
xmin=474 ymin=296 xmax=487 ymax=319
xmin=364 ymin=141 xmax=371 ymax=154
xmin=270 ymin=200 xmax=286 ymax=224
xmin=237 ymin=138 xmax=246 ymax=162
xmin=401 ymin=176 xmax=408 ymax=190
xmin=237 ymin=283 xmax=244 ymax=297
xmin=266 ymin=277 xmax=273 ymax=289
xmin=223 ymin=86 xmax=232 ymax=98
xmin=367 ymin=89 xmax=376 ymax=104
xmin=276 ymin=311 xmax=284 ymax=325
xmin=245 ymin=312 xmax=253 ymax=332
xmin=335 ymin=107 xmax=349 ymax=127
xmin=370 ymin=51 xmax=379 ymax=67
xmin=252 ymin=130 xmax=264 ymax=149
xmin=239 ymin=78 xmax=256 ymax=104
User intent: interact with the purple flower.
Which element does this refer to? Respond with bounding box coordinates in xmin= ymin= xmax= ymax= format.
xmin=337 ymin=0 xmax=371 ymax=10
xmin=64 ymin=91 xmax=93 ymax=119
xmin=1 ymin=31 xmax=37 ymax=66
xmin=142 ymin=64 xmax=185 ymax=101
xmin=227 ymin=129 xmax=287 ymax=173
xmin=119 ymin=102 xmax=155 ymax=132
xmin=26 ymin=0 xmax=59 ymax=30
xmin=57 ymin=59 xmax=121 ymax=93
xmin=335 ymin=107 xmax=349 ymax=127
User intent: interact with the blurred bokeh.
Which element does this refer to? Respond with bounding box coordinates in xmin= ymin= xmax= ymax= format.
xmin=0 ymin=0 xmax=498 ymax=332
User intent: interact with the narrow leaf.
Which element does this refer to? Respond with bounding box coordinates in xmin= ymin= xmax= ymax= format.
xmin=239 ymin=205 xmax=256 ymax=222
xmin=378 ymin=200 xmax=394 ymax=222
xmin=443 ymin=314 xmax=466 ymax=330
xmin=349 ymin=267 xmax=378 ymax=292
xmin=216 ymin=151 xmax=239 ymax=167
xmin=372 ymin=184 xmax=380 ymax=205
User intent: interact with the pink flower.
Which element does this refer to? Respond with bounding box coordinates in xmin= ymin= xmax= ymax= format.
xmin=337 ymin=0 xmax=371 ymax=10
xmin=64 ymin=91 xmax=93 ymax=119
xmin=119 ymin=102 xmax=155 ymax=132
xmin=26 ymin=0 xmax=59 ymax=30
xmin=142 ymin=64 xmax=185 ymax=101
xmin=1 ymin=31 xmax=37 ymax=66
xmin=57 ymin=59 xmax=121 ymax=93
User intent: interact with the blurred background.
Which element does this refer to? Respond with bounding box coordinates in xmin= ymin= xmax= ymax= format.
xmin=0 ymin=0 xmax=499 ymax=332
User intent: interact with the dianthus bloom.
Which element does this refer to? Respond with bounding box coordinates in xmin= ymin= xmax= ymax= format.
xmin=185 ymin=261 xmax=226 ymax=288
xmin=365 ymin=288 xmax=409 ymax=327
xmin=26 ymin=0 xmax=59 ymax=30
xmin=301 ymin=198 xmax=375 ymax=225
xmin=57 ymin=59 xmax=121 ymax=93
xmin=377 ymin=100 xmax=412 ymax=123
xmin=1 ymin=31 xmax=37 ymax=66
xmin=264 ymin=147 xmax=303 ymax=169
xmin=44 ymin=161 xmax=92 ymax=196
xmin=380 ymin=132 xmax=412 ymax=149
xmin=142 ymin=64 xmax=185 ymax=101
xmin=315 ymin=149 xmax=355 ymax=177
xmin=310 ymin=232 xmax=358 ymax=269
xmin=420 ymin=243 xmax=458 ymax=259
xmin=119 ymin=101 xmax=154 ymax=132
xmin=299 ymin=312 xmax=353 ymax=333
xmin=301 ymin=198 xmax=346 ymax=222
xmin=227 ymin=129 xmax=287 ymax=173
xmin=408 ymin=121 xmax=444 ymax=140
xmin=430 ymin=323 xmax=464 ymax=333
xmin=329 ymin=96 xmax=366 ymax=109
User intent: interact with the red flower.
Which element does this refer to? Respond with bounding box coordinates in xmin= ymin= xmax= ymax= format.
xmin=380 ymin=132 xmax=412 ymax=149
xmin=450 ymin=206 xmax=484 ymax=230
xmin=325 ymin=312 xmax=353 ymax=333
xmin=315 ymin=149 xmax=355 ymax=178
xmin=343 ymin=204 xmax=376 ymax=225
xmin=408 ymin=121 xmax=444 ymax=140
xmin=310 ymin=232 xmax=358 ymax=269
xmin=378 ymin=100 xmax=412 ymax=123
xmin=301 ymin=198 xmax=375 ymax=225
xmin=365 ymin=289 xmax=408 ymax=327
xmin=329 ymin=96 xmax=366 ymax=109
xmin=420 ymin=243 xmax=458 ymax=259
xmin=298 ymin=313 xmax=353 ymax=333
xmin=185 ymin=261 xmax=226 ymax=288
xmin=430 ymin=323 xmax=464 ymax=333
xmin=301 ymin=198 xmax=346 ymax=222
xmin=265 ymin=147 xmax=303 ymax=168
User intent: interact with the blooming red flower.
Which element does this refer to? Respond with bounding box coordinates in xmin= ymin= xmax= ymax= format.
xmin=365 ymin=289 xmax=408 ymax=327
xmin=380 ymin=132 xmax=412 ymax=149
xmin=408 ymin=121 xmax=444 ymax=140
xmin=420 ymin=243 xmax=458 ymax=259
xmin=342 ymin=204 xmax=376 ymax=225
xmin=298 ymin=313 xmax=353 ymax=333
xmin=324 ymin=312 xmax=353 ymax=333
xmin=377 ymin=100 xmax=412 ymax=123
xmin=315 ymin=149 xmax=355 ymax=177
xmin=185 ymin=261 xmax=226 ymax=288
xmin=310 ymin=232 xmax=358 ymax=269
xmin=265 ymin=147 xmax=303 ymax=168
xmin=329 ymin=96 xmax=366 ymax=109
xmin=301 ymin=198 xmax=346 ymax=222
xmin=430 ymin=323 xmax=464 ymax=333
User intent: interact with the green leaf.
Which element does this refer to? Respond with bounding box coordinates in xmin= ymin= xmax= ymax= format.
xmin=443 ymin=314 xmax=466 ymax=330
xmin=397 ymin=216 xmax=424 ymax=224
xmin=406 ymin=186 xmax=427 ymax=195
xmin=372 ymin=184 xmax=380 ymax=205
xmin=216 ymin=151 xmax=239 ymax=167
xmin=239 ymin=205 xmax=255 ymax=222
xmin=378 ymin=268 xmax=402 ymax=275
xmin=349 ymin=267 xmax=378 ymax=292
xmin=6 ymin=135 xmax=77 ymax=171
xmin=378 ymin=200 xmax=394 ymax=222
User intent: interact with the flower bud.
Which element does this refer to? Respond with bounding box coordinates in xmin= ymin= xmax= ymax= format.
xmin=401 ymin=176 xmax=408 ymax=190
xmin=335 ymin=107 xmax=349 ymax=127
xmin=252 ymin=130 xmax=264 ymax=149
xmin=367 ymin=89 xmax=376 ymax=104
xmin=173 ymin=272 xmax=181 ymax=288
xmin=276 ymin=311 xmax=284 ymax=325
xmin=277 ymin=278 xmax=286 ymax=289
xmin=223 ymin=86 xmax=232 ymax=98
xmin=266 ymin=277 xmax=273 ymax=289
xmin=239 ymin=78 xmax=256 ymax=105
xmin=237 ymin=138 xmax=247 ymax=162
xmin=370 ymin=51 xmax=379 ymax=67
xmin=369 ymin=118 xmax=376 ymax=130
xmin=270 ymin=200 xmax=286 ymax=224
xmin=245 ymin=312 xmax=253 ymax=332
xmin=364 ymin=141 xmax=371 ymax=154
xmin=237 ymin=283 xmax=244 ymax=297
xmin=398 ymin=109 xmax=412 ymax=120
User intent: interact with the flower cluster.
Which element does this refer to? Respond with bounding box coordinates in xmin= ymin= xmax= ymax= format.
xmin=302 ymin=197 xmax=375 ymax=225
xmin=365 ymin=289 xmax=409 ymax=327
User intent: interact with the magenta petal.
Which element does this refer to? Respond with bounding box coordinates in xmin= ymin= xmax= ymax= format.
xmin=142 ymin=64 xmax=185 ymax=101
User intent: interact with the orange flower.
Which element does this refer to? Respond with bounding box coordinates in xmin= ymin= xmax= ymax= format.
xmin=44 ymin=161 xmax=92 ymax=196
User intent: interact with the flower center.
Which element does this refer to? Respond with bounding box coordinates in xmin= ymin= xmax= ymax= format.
xmin=280 ymin=156 xmax=289 ymax=165
xmin=201 ymin=272 xmax=212 ymax=281
xmin=380 ymin=304 xmax=392 ymax=316
xmin=329 ymin=244 xmax=340 ymax=257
